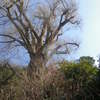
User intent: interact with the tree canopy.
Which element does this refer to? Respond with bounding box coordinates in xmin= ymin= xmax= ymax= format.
xmin=0 ymin=0 xmax=79 ymax=62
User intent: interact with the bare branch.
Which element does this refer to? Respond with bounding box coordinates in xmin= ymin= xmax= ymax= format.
xmin=0 ymin=0 xmax=80 ymax=70
xmin=40 ymin=21 xmax=47 ymax=43
xmin=0 ymin=34 xmax=25 ymax=46
xmin=22 ymin=12 xmax=40 ymax=41
xmin=50 ymin=42 xmax=79 ymax=57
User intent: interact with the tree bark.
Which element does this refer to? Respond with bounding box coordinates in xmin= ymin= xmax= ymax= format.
xmin=27 ymin=54 xmax=46 ymax=79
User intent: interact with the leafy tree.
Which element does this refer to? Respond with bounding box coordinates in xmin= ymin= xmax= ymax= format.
xmin=0 ymin=0 xmax=80 ymax=77
xmin=79 ymin=56 xmax=95 ymax=65
xmin=60 ymin=57 xmax=99 ymax=100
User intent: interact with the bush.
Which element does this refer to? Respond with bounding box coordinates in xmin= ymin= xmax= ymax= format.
xmin=60 ymin=60 xmax=100 ymax=100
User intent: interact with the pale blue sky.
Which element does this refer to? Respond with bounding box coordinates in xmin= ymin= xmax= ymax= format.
xmin=75 ymin=0 xmax=100 ymax=59
xmin=60 ymin=0 xmax=100 ymax=62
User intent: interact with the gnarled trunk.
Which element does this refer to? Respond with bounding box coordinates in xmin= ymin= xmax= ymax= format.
xmin=27 ymin=54 xmax=46 ymax=79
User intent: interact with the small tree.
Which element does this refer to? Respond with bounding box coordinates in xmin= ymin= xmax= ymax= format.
xmin=0 ymin=0 xmax=80 ymax=77
xmin=60 ymin=58 xmax=99 ymax=100
xmin=79 ymin=56 xmax=95 ymax=65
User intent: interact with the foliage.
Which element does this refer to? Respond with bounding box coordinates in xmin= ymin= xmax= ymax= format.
xmin=0 ymin=56 xmax=100 ymax=100
xmin=60 ymin=57 xmax=100 ymax=100
xmin=0 ymin=64 xmax=25 ymax=100
xmin=79 ymin=56 xmax=95 ymax=65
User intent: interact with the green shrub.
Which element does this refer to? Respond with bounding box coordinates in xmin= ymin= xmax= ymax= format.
xmin=60 ymin=59 xmax=99 ymax=100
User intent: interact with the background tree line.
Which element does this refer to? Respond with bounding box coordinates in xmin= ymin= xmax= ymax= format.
xmin=0 ymin=56 xmax=100 ymax=100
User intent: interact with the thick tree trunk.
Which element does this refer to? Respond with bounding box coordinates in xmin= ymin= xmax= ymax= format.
xmin=27 ymin=54 xmax=46 ymax=79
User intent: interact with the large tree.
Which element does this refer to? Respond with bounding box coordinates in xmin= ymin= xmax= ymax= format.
xmin=0 ymin=0 xmax=79 ymax=76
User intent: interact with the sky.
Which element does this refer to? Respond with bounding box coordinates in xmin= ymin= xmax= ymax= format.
xmin=1 ymin=0 xmax=100 ymax=65
xmin=77 ymin=0 xmax=100 ymax=57
xmin=57 ymin=0 xmax=100 ymax=63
